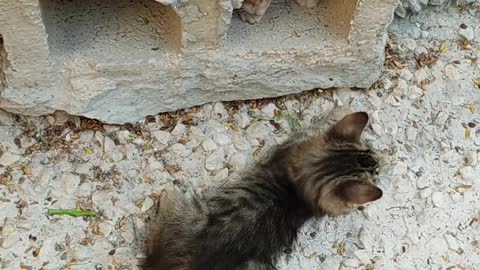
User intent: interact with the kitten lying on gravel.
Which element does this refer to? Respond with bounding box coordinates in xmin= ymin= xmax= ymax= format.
xmin=143 ymin=112 xmax=383 ymax=270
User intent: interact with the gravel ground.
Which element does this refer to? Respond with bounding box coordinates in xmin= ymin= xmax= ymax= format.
xmin=1 ymin=4 xmax=480 ymax=270
xmin=395 ymin=0 xmax=478 ymax=17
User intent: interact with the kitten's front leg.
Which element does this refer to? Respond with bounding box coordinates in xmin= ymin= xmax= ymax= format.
xmin=239 ymin=0 xmax=272 ymax=24
xmin=292 ymin=0 xmax=319 ymax=8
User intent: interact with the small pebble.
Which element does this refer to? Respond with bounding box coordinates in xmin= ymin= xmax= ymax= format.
xmin=444 ymin=64 xmax=460 ymax=81
xmin=342 ymin=258 xmax=359 ymax=268
xmin=229 ymin=152 xmax=248 ymax=171
xmin=202 ymin=138 xmax=218 ymax=152
xmin=141 ymin=197 xmax=154 ymax=213
xmin=205 ymin=148 xmax=225 ymax=171
xmin=459 ymin=166 xmax=475 ymax=181
xmin=232 ymin=134 xmax=250 ymax=151
xmin=321 ymin=257 xmax=341 ymax=269
xmin=60 ymin=173 xmax=81 ymax=195
xmin=371 ymin=123 xmax=383 ymax=136
xmin=406 ymin=126 xmax=417 ymax=141
xmin=416 ymin=176 xmax=430 ymax=189
xmin=450 ymin=192 xmax=462 ymax=203
xmin=408 ymin=85 xmax=423 ymax=100
xmin=0 ymin=151 xmax=20 ymax=167
xmin=0 ymin=109 xmax=13 ymax=126
xmin=53 ymin=111 xmax=70 ymax=124
xmin=261 ymin=103 xmax=278 ymax=118
xmin=2 ymin=235 xmax=19 ymax=249
xmin=213 ymin=103 xmax=228 ymax=118
xmin=153 ymin=130 xmax=171 ymax=145
xmin=213 ymin=168 xmax=229 ymax=181
xmin=394 ymin=79 xmax=408 ymax=96
xmin=434 ymin=111 xmax=449 ymax=127
xmin=392 ymin=162 xmax=408 ymax=175
xmin=444 ymin=234 xmax=460 ymax=251
xmin=431 ymin=192 xmax=445 ymax=208
xmin=402 ymin=38 xmax=417 ymax=51
xmin=213 ymin=133 xmax=231 ymax=146
xmin=420 ymin=188 xmax=432 ymax=199
xmin=98 ymin=222 xmax=115 ymax=236
xmin=169 ymin=143 xmax=189 ymax=157
xmin=246 ymin=122 xmax=272 ymax=139
xmin=75 ymin=163 xmax=91 ymax=175
xmin=353 ymin=250 xmax=371 ymax=265
xmin=76 ymin=182 xmax=92 ymax=197
xmin=233 ymin=111 xmax=251 ymax=129
xmin=464 ymin=151 xmax=477 ymax=166
xmin=121 ymin=230 xmax=135 ymax=245
xmin=171 ymin=123 xmax=187 ymax=136
xmin=463 ymin=190 xmax=474 ymax=203
xmin=2 ymin=224 xmax=16 ymax=237
xmin=458 ymin=26 xmax=474 ymax=41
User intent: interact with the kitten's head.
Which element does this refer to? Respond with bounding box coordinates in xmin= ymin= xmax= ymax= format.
xmin=289 ymin=112 xmax=383 ymax=216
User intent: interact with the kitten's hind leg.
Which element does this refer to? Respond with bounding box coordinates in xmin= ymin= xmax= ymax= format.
xmin=292 ymin=0 xmax=319 ymax=8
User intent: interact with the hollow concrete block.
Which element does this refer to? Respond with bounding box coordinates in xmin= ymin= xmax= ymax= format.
xmin=0 ymin=0 xmax=399 ymax=124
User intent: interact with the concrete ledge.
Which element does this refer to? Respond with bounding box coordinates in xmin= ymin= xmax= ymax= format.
xmin=0 ymin=0 xmax=398 ymax=124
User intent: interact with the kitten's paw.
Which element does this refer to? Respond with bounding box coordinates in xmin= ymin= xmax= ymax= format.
xmin=293 ymin=0 xmax=319 ymax=8
xmin=239 ymin=10 xmax=264 ymax=24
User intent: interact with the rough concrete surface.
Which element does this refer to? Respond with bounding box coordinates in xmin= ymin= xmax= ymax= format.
xmin=0 ymin=0 xmax=397 ymax=124
xmin=1 ymin=3 xmax=480 ymax=270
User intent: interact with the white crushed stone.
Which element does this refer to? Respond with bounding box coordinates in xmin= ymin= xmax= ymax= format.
xmin=432 ymin=191 xmax=445 ymax=208
xmin=458 ymin=25 xmax=475 ymax=41
xmin=0 ymin=151 xmax=20 ymax=167
xmin=1 ymin=5 xmax=480 ymax=270
xmin=205 ymin=148 xmax=225 ymax=171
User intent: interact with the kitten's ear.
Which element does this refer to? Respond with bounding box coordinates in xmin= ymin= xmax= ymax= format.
xmin=326 ymin=112 xmax=369 ymax=143
xmin=334 ymin=180 xmax=382 ymax=205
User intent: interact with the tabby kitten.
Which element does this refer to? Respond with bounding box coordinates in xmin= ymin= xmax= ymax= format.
xmin=239 ymin=0 xmax=319 ymax=24
xmin=143 ymin=112 xmax=383 ymax=270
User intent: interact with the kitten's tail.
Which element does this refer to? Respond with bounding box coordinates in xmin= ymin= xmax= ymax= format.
xmin=143 ymin=188 xmax=208 ymax=270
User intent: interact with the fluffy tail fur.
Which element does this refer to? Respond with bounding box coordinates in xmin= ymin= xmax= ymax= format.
xmin=143 ymin=188 xmax=208 ymax=270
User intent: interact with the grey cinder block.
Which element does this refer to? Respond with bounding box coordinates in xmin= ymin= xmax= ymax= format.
xmin=0 ymin=0 xmax=399 ymax=123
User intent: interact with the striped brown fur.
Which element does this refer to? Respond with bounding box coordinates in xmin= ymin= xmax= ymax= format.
xmin=143 ymin=112 xmax=383 ymax=270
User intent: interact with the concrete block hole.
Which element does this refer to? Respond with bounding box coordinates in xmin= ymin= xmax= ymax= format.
xmin=38 ymin=0 xmax=183 ymax=64
xmin=0 ymin=34 xmax=7 ymax=91
xmin=226 ymin=0 xmax=358 ymax=52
